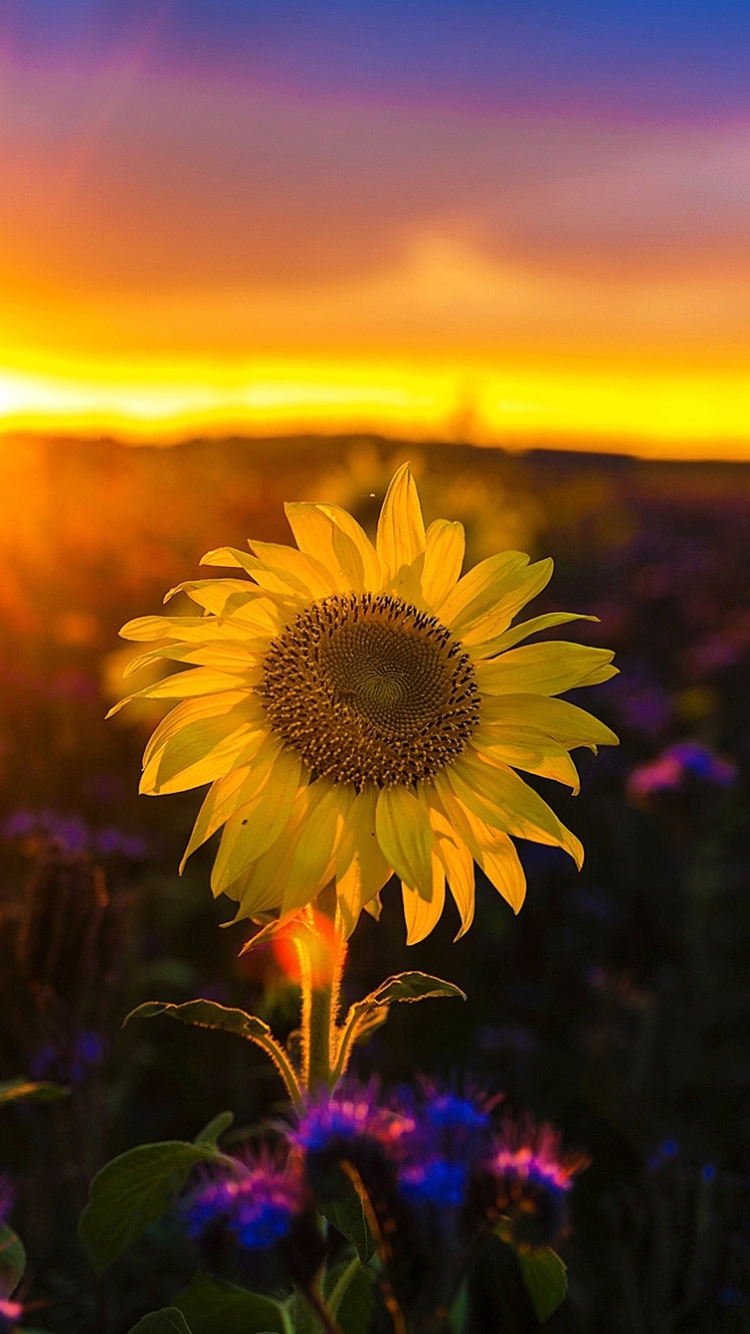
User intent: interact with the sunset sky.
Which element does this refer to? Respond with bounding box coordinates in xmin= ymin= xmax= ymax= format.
xmin=1 ymin=0 xmax=749 ymax=454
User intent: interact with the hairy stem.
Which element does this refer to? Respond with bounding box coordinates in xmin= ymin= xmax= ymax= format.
xmin=297 ymin=883 xmax=348 ymax=1094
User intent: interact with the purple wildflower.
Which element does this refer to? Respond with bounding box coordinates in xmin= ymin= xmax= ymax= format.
xmin=29 ymin=1030 xmax=105 ymax=1085
xmin=466 ymin=1117 xmax=589 ymax=1249
xmin=292 ymin=1085 xmax=412 ymax=1161
xmin=628 ymin=742 xmax=736 ymax=802
xmin=183 ymin=1154 xmax=325 ymax=1288
xmin=0 ymin=807 xmax=147 ymax=860
xmin=396 ymin=1085 xmax=494 ymax=1208
xmin=0 ymin=1299 xmax=24 ymax=1333
xmin=184 ymin=1158 xmax=306 ymax=1253
xmin=93 ymin=829 xmax=148 ymax=859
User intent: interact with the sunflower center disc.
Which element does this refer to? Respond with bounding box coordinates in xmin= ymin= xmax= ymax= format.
xmin=257 ymin=593 xmax=480 ymax=787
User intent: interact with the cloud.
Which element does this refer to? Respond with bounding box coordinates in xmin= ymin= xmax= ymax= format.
xmin=0 ymin=68 xmax=748 ymax=363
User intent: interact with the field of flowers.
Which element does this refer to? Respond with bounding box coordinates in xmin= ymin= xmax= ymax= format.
xmin=0 ymin=436 xmax=749 ymax=1332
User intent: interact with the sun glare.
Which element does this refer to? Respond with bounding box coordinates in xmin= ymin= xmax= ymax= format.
xmin=1 ymin=352 xmax=749 ymax=458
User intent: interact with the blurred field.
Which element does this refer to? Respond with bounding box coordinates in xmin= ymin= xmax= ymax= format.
xmin=1 ymin=435 xmax=749 ymax=1331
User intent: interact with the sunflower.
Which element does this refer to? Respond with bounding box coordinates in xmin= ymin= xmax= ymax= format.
xmin=111 ymin=465 xmax=618 ymax=942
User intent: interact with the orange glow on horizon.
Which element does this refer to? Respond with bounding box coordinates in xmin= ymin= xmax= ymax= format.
xmin=2 ymin=70 xmax=750 ymax=462
xmin=1 ymin=352 xmax=750 ymax=459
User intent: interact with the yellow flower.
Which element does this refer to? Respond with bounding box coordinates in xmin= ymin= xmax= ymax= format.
xmin=111 ymin=465 xmax=618 ymax=943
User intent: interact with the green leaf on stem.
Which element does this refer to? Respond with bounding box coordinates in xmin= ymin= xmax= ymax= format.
xmin=517 ymin=1246 xmax=568 ymax=1324
xmin=193 ymin=1110 xmax=234 ymax=1148
xmin=0 ymin=1078 xmax=69 ymax=1106
xmin=364 ymin=972 xmax=467 ymax=1005
xmin=324 ymin=1184 xmax=378 ymax=1263
xmin=173 ymin=1272 xmax=287 ymax=1334
xmin=334 ymin=971 xmax=466 ymax=1079
xmin=127 ymin=1310 xmax=193 ymax=1333
xmin=78 ymin=1140 xmax=222 ymax=1276
xmin=0 ymin=1223 xmax=26 ymax=1298
xmin=124 ymin=999 xmax=303 ymax=1110
xmin=325 ymin=1259 xmax=375 ymax=1332
xmin=125 ymin=999 xmax=275 ymax=1043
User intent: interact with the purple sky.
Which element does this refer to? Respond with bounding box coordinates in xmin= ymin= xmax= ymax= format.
xmin=4 ymin=0 xmax=750 ymax=121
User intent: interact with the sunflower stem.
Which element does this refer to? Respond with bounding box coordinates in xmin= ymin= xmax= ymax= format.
xmin=298 ymin=883 xmax=348 ymax=1094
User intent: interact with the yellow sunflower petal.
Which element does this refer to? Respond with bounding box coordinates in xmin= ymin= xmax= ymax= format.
xmin=210 ymin=742 xmax=303 ymax=895
xmin=120 ymin=614 xmax=236 ymax=644
xmin=224 ymin=597 xmax=292 ymax=638
xmin=142 ymin=692 xmax=259 ymax=769
xmin=364 ymin=894 xmax=383 ymax=921
xmin=473 ymin=726 xmax=581 ymax=792
xmin=141 ymin=711 xmax=263 ymax=797
xmin=477 ymin=835 xmax=527 ymax=914
xmin=421 ymin=519 xmax=465 ymax=609
xmin=227 ymin=778 xmax=336 ymax=918
xmin=106 ymin=667 xmax=254 ymax=718
xmin=199 ymin=546 xmax=305 ymax=600
xmin=247 ymin=540 xmax=339 ymax=600
xmin=476 ymin=642 xmax=618 ymax=697
xmin=281 ymin=783 xmax=353 ymax=916
xmin=436 ymin=551 xmax=529 ymax=626
xmin=475 ymin=612 xmax=599 ymax=659
xmin=386 ymin=552 xmax=428 ymax=609
xmin=200 ymin=546 xmax=261 ymax=573
xmin=402 ymin=856 xmax=446 ymax=945
xmin=284 ymin=503 xmax=360 ymax=593
xmin=314 ymin=503 xmax=383 ymax=591
xmin=122 ymin=640 xmax=266 ymax=677
xmin=336 ymin=783 xmax=393 ymax=938
xmin=457 ymin=559 xmax=554 ymax=646
xmin=430 ymin=779 xmax=527 ymax=913
xmin=164 ymin=579 xmax=260 ymax=616
xmin=375 ymin=785 xmax=434 ymax=900
xmin=376 ymin=463 xmax=426 ymax=580
xmin=481 ymin=693 xmax=619 ymax=749
xmin=428 ymin=804 xmax=475 ymax=939
xmin=446 ymin=749 xmax=584 ymax=868
xmin=180 ymin=761 xmax=260 ymax=871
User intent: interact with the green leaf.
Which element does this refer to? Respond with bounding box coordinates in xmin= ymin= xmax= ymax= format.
xmin=334 ymin=972 xmax=465 ymax=1079
xmin=173 ymin=1272 xmax=286 ymax=1334
xmin=124 ymin=1000 xmax=304 ymax=1110
xmin=78 ymin=1140 xmax=221 ymax=1276
xmin=194 ymin=1111 xmax=234 ymax=1148
xmin=517 ymin=1247 xmax=568 ymax=1324
xmin=365 ymin=971 xmax=467 ymax=1006
xmin=125 ymin=999 xmax=276 ymax=1044
xmin=127 ymin=1310 xmax=193 ymax=1334
xmin=324 ymin=1183 xmax=378 ymax=1263
xmin=0 ymin=1223 xmax=26 ymax=1298
xmin=0 ymin=1078 xmax=69 ymax=1106
xmin=324 ymin=1255 xmax=361 ymax=1315
xmin=333 ymin=1267 xmax=375 ymax=1334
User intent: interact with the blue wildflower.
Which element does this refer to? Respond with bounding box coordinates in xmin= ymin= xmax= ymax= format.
xmin=400 ymin=1159 xmax=468 ymax=1207
xmin=30 ymin=1030 xmax=105 ymax=1084
xmin=292 ymin=1085 xmax=411 ymax=1162
xmin=395 ymin=1084 xmax=494 ymax=1208
xmin=424 ymin=1092 xmax=490 ymax=1133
